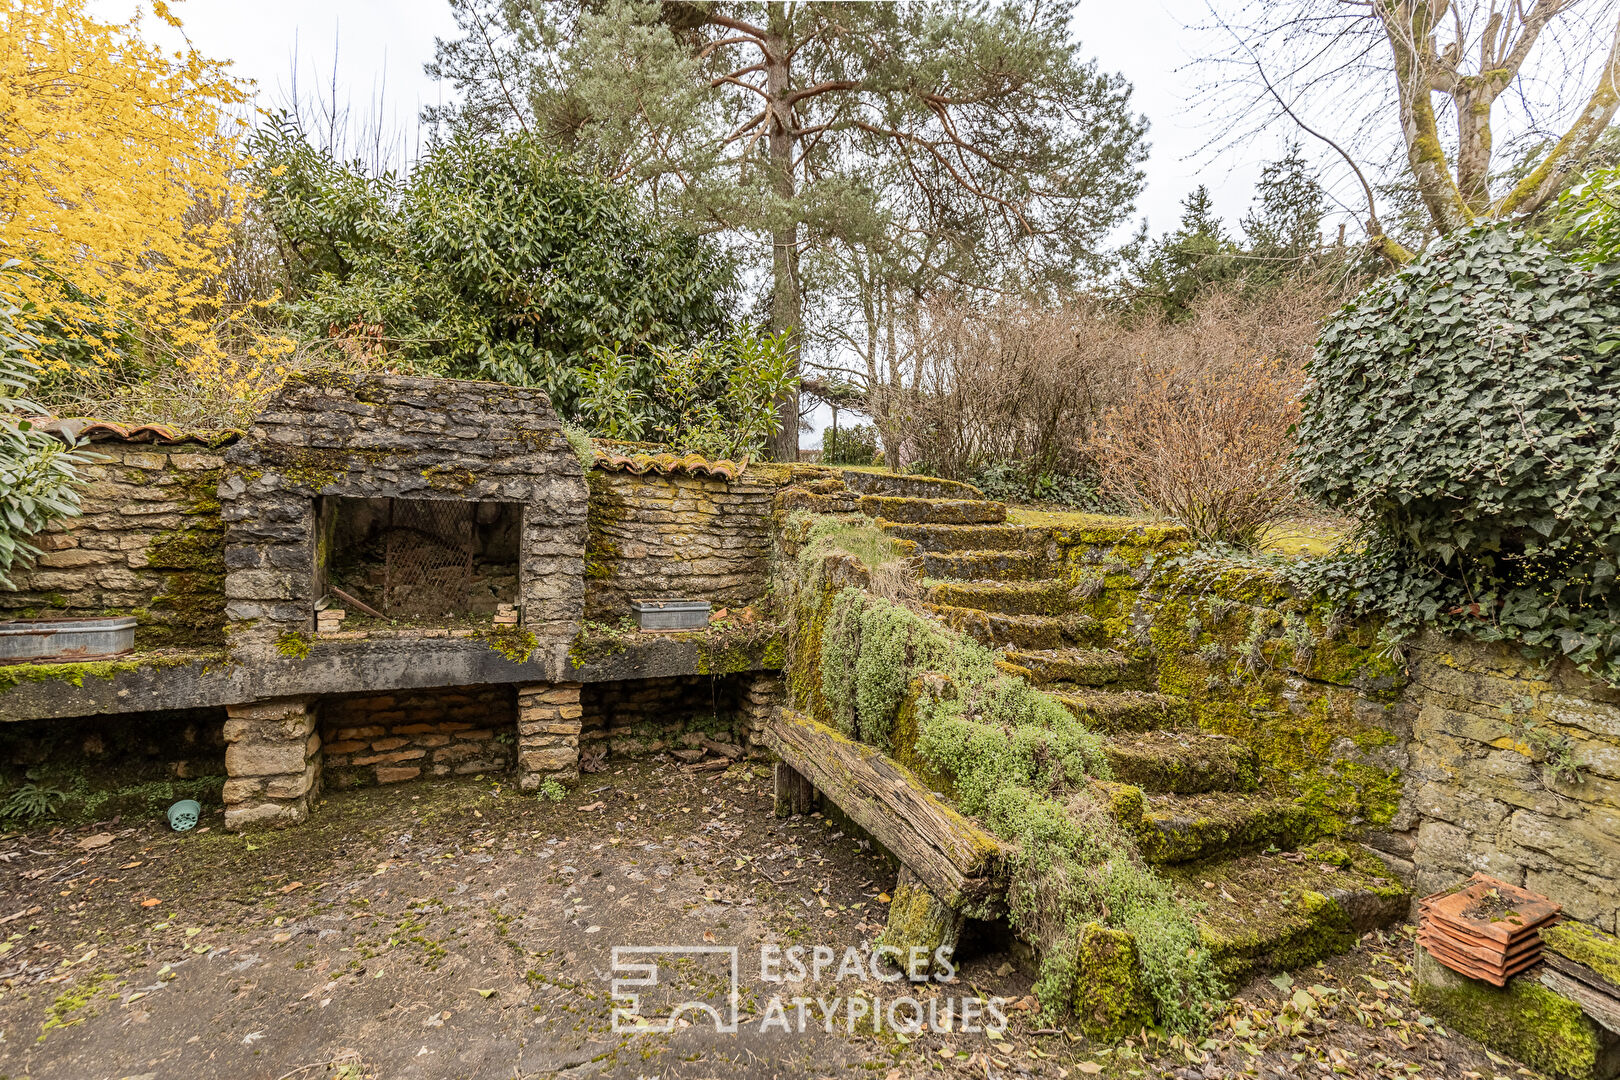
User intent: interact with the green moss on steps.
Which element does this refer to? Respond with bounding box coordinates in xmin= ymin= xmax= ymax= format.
xmin=1072 ymin=923 xmax=1155 ymax=1041
xmin=0 ymin=650 xmax=219 ymax=696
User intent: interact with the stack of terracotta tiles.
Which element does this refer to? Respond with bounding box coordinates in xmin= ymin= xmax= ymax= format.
xmin=1418 ymin=873 xmax=1562 ymax=986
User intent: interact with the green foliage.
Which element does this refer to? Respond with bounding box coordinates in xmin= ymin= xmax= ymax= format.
xmin=537 ymin=779 xmax=566 ymax=802
xmin=0 ymin=265 xmax=85 ymax=586
xmin=579 ymin=333 xmax=796 ymax=459
xmin=821 ymin=423 xmax=880 ymax=466
xmin=1 ymin=782 xmax=66 ymax=825
xmin=251 ymin=125 xmax=736 ymax=413
xmin=1298 ymin=225 xmax=1620 ymax=679
xmin=971 ymin=459 xmax=1101 ymax=509
xmin=1548 ymin=166 xmax=1620 ymax=265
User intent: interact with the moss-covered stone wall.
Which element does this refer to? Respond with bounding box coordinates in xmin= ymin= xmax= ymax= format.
xmin=584 ymin=469 xmax=777 ymax=621
xmin=1052 ymin=529 xmax=1620 ymax=932
xmin=0 ymin=440 xmax=227 ymax=647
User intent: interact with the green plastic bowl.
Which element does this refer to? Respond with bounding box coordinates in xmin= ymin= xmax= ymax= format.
xmin=167 ymin=799 xmax=201 ymax=832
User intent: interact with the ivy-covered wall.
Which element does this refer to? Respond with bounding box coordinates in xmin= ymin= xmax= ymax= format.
xmin=0 ymin=438 xmax=229 ymax=648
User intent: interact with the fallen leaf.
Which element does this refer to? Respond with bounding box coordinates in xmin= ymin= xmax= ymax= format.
xmin=578 ymin=802 xmax=605 ymax=812
xmin=119 ymin=861 xmax=143 ymax=869
xmin=1076 ymin=1063 xmax=1104 ymax=1075
xmin=702 ymin=930 xmax=717 ymax=943
xmin=475 ymin=988 xmax=497 ymax=999
xmin=279 ymin=881 xmax=303 ymax=894
xmin=585 ymin=925 xmax=601 ymax=934
xmin=76 ymin=833 xmax=114 ymax=851
xmin=140 ymin=898 xmax=162 ymax=907
xmin=877 ymin=892 xmax=891 ymax=903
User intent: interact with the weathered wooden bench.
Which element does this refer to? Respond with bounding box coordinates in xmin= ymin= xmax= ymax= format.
xmin=763 ymin=707 xmax=1009 ymax=964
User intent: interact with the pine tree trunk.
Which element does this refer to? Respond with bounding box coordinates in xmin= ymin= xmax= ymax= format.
xmin=765 ymin=11 xmax=800 ymax=463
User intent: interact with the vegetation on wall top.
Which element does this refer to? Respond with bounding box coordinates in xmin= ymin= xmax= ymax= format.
xmin=1297 ymin=225 xmax=1620 ymax=679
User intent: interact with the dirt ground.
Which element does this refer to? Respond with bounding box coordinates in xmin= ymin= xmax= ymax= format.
xmin=0 ymin=759 xmax=1544 ymax=1080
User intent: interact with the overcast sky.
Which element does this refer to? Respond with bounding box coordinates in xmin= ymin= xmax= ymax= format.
xmin=115 ymin=0 xmax=1304 ymax=236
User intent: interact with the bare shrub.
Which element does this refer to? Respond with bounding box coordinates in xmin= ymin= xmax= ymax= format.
xmin=902 ymin=296 xmax=1126 ymax=487
xmin=1087 ymin=283 xmax=1335 ymax=546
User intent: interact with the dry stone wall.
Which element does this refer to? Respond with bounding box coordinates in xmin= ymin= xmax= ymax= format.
xmin=584 ymin=469 xmax=775 ymax=620
xmin=220 ymin=372 xmax=587 ymax=668
xmin=320 ymin=685 xmax=516 ymax=787
xmin=1406 ymin=635 xmax=1620 ymax=932
xmin=0 ymin=438 xmax=228 ymax=647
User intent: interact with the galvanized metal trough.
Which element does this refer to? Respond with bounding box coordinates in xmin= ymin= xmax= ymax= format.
xmin=0 ymin=616 xmax=138 ymax=662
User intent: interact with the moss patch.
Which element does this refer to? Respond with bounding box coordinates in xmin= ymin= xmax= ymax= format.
xmin=1414 ymin=944 xmax=1617 ymax=1080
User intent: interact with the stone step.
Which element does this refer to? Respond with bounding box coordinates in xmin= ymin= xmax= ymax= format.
xmin=1103 ymin=785 xmax=1314 ymax=864
xmin=929 ymin=604 xmax=1077 ymax=651
xmin=881 ymin=522 xmax=1042 ymax=553
xmin=1005 ymin=647 xmax=1135 ymax=688
xmin=1164 ymin=847 xmax=1409 ymax=981
xmin=1102 ymin=730 xmax=1258 ymax=794
xmin=926 ymin=579 xmax=1068 ymax=617
xmin=1050 ymin=688 xmax=1189 ymax=733
xmin=859 ymin=494 xmax=1007 ymax=525
xmin=922 ymin=549 xmax=1043 ymax=582
xmin=839 ymin=470 xmax=985 ymax=501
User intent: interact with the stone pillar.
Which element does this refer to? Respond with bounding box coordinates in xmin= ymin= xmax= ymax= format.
xmin=739 ymin=672 xmax=783 ymax=758
xmin=876 ymin=867 xmax=965 ymax=979
xmin=517 ymin=682 xmax=583 ymax=790
xmin=223 ymin=697 xmax=321 ymax=830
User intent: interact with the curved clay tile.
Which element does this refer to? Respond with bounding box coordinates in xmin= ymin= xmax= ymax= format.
xmin=590 ymin=447 xmax=747 ymax=481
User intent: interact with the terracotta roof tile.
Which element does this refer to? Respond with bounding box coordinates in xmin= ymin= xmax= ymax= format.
xmin=591 ymin=447 xmax=748 ymax=481
xmin=24 ymin=418 xmax=242 ymax=448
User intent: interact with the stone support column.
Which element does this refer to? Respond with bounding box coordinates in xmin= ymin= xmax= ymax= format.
xmin=739 ymin=672 xmax=783 ymax=758
xmin=518 ymin=682 xmax=583 ymax=789
xmin=223 ymin=697 xmax=321 ymax=830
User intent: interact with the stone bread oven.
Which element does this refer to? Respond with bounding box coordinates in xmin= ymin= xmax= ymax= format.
xmin=221 ymin=372 xmax=587 ymax=666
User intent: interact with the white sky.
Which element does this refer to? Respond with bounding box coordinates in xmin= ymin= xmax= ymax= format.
xmin=103 ymin=0 xmax=1315 ymax=443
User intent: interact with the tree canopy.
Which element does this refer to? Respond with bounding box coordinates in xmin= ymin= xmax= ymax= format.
xmin=428 ymin=0 xmax=1149 ymax=457
xmin=250 ymin=125 xmax=738 ymax=416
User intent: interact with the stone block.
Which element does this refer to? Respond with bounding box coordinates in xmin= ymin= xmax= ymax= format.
xmin=226 ymin=740 xmax=309 ymax=777
xmin=519 ymin=747 xmax=578 ymax=773
xmin=225 ymin=799 xmax=308 ymax=831
xmin=370 ymin=737 xmax=409 ymax=752
xmin=376 ymin=766 xmax=421 ymax=784
xmin=323 ymin=740 xmax=367 ymax=754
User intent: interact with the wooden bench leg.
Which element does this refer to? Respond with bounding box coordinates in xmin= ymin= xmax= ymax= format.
xmin=773 ymin=761 xmax=817 ymax=817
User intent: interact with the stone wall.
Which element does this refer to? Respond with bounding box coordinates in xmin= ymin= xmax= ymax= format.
xmin=1062 ymin=531 xmax=1620 ymax=930
xmin=584 ymin=468 xmax=776 ymax=621
xmin=580 ymin=674 xmax=745 ymax=758
xmin=320 ymin=685 xmax=516 ymax=788
xmin=1406 ymin=635 xmax=1620 ymax=933
xmin=0 ymin=436 xmax=228 ymax=647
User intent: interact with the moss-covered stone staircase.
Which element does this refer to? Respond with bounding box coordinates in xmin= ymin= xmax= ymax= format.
xmin=832 ymin=475 xmax=1410 ymax=983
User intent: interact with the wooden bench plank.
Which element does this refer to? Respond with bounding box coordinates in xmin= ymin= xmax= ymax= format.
xmin=764 ymin=707 xmax=1007 ymax=916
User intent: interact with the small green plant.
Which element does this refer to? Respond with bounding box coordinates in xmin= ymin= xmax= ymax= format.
xmin=1 ymin=782 xmax=66 ymax=825
xmin=537 ymin=779 xmax=566 ymax=802
xmin=275 ymin=630 xmax=312 ymax=659
xmin=482 ymin=625 xmax=538 ymax=664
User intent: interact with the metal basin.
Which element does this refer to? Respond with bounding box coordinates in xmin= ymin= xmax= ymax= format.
xmin=0 ymin=617 xmax=138 ymax=661
xmin=629 ymin=599 xmax=711 ymax=632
